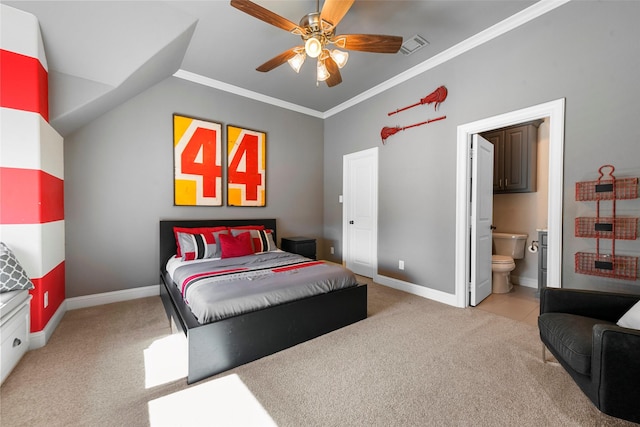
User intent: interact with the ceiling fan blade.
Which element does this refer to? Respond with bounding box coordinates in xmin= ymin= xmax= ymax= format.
xmin=256 ymin=48 xmax=298 ymax=72
xmin=320 ymin=0 xmax=355 ymax=28
xmin=334 ymin=34 xmax=403 ymax=53
xmin=231 ymin=0 xmax=303 ymax=34
xmin=324 ymin=56 xmax=342 ymax=87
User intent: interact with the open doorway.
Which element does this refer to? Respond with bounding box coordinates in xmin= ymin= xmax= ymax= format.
xmin=454 ymin=99 xmax=565 ymax=308
xmin=487 ymin=118 xmax=548 ymax=289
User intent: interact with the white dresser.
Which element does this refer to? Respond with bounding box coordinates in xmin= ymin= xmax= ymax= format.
xmin=1 ymin=290 xmax=31 ymax=385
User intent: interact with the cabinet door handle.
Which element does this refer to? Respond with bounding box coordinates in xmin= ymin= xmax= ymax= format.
xmin=13 ymin=338 xmax=22 ymax=347
xmin=499 ymin=179 xmax=503 ymax=189
xmin=349 ymin=220 xmax=354 ymax=224
xmin=505 ymin=178 xmax=508 ymax=187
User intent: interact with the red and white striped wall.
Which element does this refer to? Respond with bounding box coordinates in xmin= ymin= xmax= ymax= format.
xmin=1 ymin=4 xmax=65 ymax=342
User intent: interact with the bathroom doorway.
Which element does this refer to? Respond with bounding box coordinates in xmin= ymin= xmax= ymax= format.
xmin=488 ymin=118 xmax=549 ymax=290
xmin=454 ymin=99 xmax=565 ymax=308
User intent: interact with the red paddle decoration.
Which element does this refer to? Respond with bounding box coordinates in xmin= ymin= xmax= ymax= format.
xmin=381 ymin=116 xmax=446 ymax=144
xmin=388 ymin=86 xmax=448 ymax=116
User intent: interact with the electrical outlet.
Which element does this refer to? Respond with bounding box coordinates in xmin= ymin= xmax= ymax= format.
xmin=44 ymin=291 xmax=49 ymax=308
xmin=330 ymin=247 xmax=335 ymax=254
xmin=399 ymin=260 xmax=405 ymax=270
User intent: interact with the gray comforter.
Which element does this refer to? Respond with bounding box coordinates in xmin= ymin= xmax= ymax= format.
xmin=170 ymin=251 xmax=358 ymax=323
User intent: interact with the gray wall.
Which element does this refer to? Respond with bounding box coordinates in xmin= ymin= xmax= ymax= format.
xmin=64 ymin=78 xmax=323 ymax=297
xmin=324 ymin=1 xmax=640 ymax=294
xmin=65 ymin=1 xmax=640 ymax=299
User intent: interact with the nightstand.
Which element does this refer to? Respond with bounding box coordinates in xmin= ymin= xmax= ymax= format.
xmin=281 ymin=237 xmax=316 ymax=260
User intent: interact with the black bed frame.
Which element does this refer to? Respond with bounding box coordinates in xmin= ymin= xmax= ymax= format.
xmin=159 ymin=219 xmax=368 ymax=384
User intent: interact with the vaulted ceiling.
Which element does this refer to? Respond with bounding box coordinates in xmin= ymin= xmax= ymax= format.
xmin=5 ymin=1 xmax=538 ymax=136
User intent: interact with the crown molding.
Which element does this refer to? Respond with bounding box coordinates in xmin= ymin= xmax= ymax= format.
xmin=173 ymin=70 xmax=324 ymax=118
xmin=175 ymin=0 xmax=571 ymax=119
xmin=324 ymin=0 xmax=571 ymax=117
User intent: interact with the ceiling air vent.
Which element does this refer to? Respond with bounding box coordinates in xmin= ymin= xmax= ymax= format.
xmin=400 ymin=34 xmax=429 ymax=55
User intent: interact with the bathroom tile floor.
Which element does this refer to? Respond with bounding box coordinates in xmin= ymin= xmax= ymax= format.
xmin=476 ymin=284 xmax=540 ymax=328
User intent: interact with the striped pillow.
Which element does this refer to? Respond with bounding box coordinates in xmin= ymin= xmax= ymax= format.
xmin=173 ymin=226 xmax=228 ymax=257
xmin=177 ymin=229 xmax=229 ymax=261
xmin=230 ymin=228 xmax=277 ymax=253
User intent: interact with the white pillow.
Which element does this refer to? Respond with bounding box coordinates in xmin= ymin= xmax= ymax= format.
xmin=617 ymin=300 xmax=640 ymax=330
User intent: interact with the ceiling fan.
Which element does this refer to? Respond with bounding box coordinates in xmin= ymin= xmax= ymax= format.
xmin=230 ymin=0 xmax=403 ymax=87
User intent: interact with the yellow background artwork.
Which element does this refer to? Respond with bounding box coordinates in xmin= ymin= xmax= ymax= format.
xmin=227 ymin=125 xmax=266 ymax=206
xmin=173 ymin=114 xmax=222 ymax=206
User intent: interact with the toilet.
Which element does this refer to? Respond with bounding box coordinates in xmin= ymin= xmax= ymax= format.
xmin=491 ymin=232 xmax=528 ymax=294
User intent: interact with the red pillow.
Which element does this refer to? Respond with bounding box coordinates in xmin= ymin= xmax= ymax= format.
xmin=219 ymin=232 xmax=254 ymax=259
xmin=173 ymin=226 xmax=228 ymax=256
xmin=230 ymin=228 xmax=276 ymax=253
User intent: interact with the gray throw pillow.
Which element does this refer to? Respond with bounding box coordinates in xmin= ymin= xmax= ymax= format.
xmin=0 ymin=242 xmax=35 ymax=293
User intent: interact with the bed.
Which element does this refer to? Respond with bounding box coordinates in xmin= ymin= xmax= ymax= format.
xmin=159 ymin=218 xmax=368 ymax=384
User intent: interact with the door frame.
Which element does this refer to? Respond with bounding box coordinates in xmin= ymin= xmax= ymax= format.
xmin=342 ymin=147 xmax=378 ymax=277
xmin=454 ymin=98 xmax=565 ymax=308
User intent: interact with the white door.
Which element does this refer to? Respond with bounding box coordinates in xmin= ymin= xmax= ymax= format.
xmin=343 ymin=148 xmax=378 ymax=277
xmin=470 ymin=135 xmax=494 ymax=306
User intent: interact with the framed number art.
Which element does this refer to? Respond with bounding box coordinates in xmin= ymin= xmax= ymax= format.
xmin=173 ymin=114 xmax=223 ymax=206
xmin=227 ymin=125 xmax=266 ymax=207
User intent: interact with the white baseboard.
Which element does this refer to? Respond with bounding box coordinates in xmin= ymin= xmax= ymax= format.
xmin=29 ymin=299 xmax=66 ymax=350
xmin=29 ymin=285 xmax=160 ymax=348
xmin=65 ymin=285 xmax=160 ymax=310
xmin=374 ymin=274 xmax=459 ymax=307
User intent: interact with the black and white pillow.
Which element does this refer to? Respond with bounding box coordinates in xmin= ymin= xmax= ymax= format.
xmin=177 ymin=230 xmax=229 ymax=261
xmin=229 ymin=228 xmax=277 ymax=253
xmin=0 ymin=242 xmax=35 ymax=293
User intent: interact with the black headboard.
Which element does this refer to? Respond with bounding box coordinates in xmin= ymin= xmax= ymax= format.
xmin=159 ymin=218 xmax=277 ymax=270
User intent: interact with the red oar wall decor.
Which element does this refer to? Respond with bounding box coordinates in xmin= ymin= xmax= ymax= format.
xmin=388 ymin=85 xmax=448 ymax=116
xmin=381 ymin=116 xmax=446 ymax=144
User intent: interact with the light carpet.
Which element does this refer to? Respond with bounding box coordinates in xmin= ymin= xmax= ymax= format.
xmin=0 ymin=280 xmax=636 ymax=426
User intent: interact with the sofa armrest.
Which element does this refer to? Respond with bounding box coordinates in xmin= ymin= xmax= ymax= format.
xmin=540 ymin=288 xmax=640 ymax=322
xmin=591 ymin=324 xmax=640 ymax=422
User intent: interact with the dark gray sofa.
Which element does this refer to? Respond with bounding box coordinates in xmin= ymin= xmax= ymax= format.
xmin=538 ymin=287 xmax=640 ymax=423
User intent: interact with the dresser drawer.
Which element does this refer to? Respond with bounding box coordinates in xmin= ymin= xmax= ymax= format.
xmin=1 ymin=303 xmax=30 ymax=385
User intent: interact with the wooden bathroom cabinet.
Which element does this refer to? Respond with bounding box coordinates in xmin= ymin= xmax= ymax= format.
xmin=482 ymin=120 xmax=543 ymax=194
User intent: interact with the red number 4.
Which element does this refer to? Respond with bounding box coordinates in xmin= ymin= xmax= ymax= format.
xmin=228 ymin=131 xmax=264 ymax=203
xmin=180 ymin=126 xmax=222 ymax=199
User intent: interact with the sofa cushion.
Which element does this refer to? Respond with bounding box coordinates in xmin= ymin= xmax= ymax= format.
xmin=538 ymin=313 xmax=615 ymax=376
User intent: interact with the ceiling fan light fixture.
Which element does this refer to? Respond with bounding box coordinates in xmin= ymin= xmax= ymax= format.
xmin=287 ymin=52 xmax=306 ymax=73
xmin=316 ymin=60 xmax=330 ymax=82
xmin=305 ymin=37 xmax=322 ymax=58
xmin=233 ymin=0 xmax=402 ymax=87
xmin=330 ymin=49 xmax=349 ymax=68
